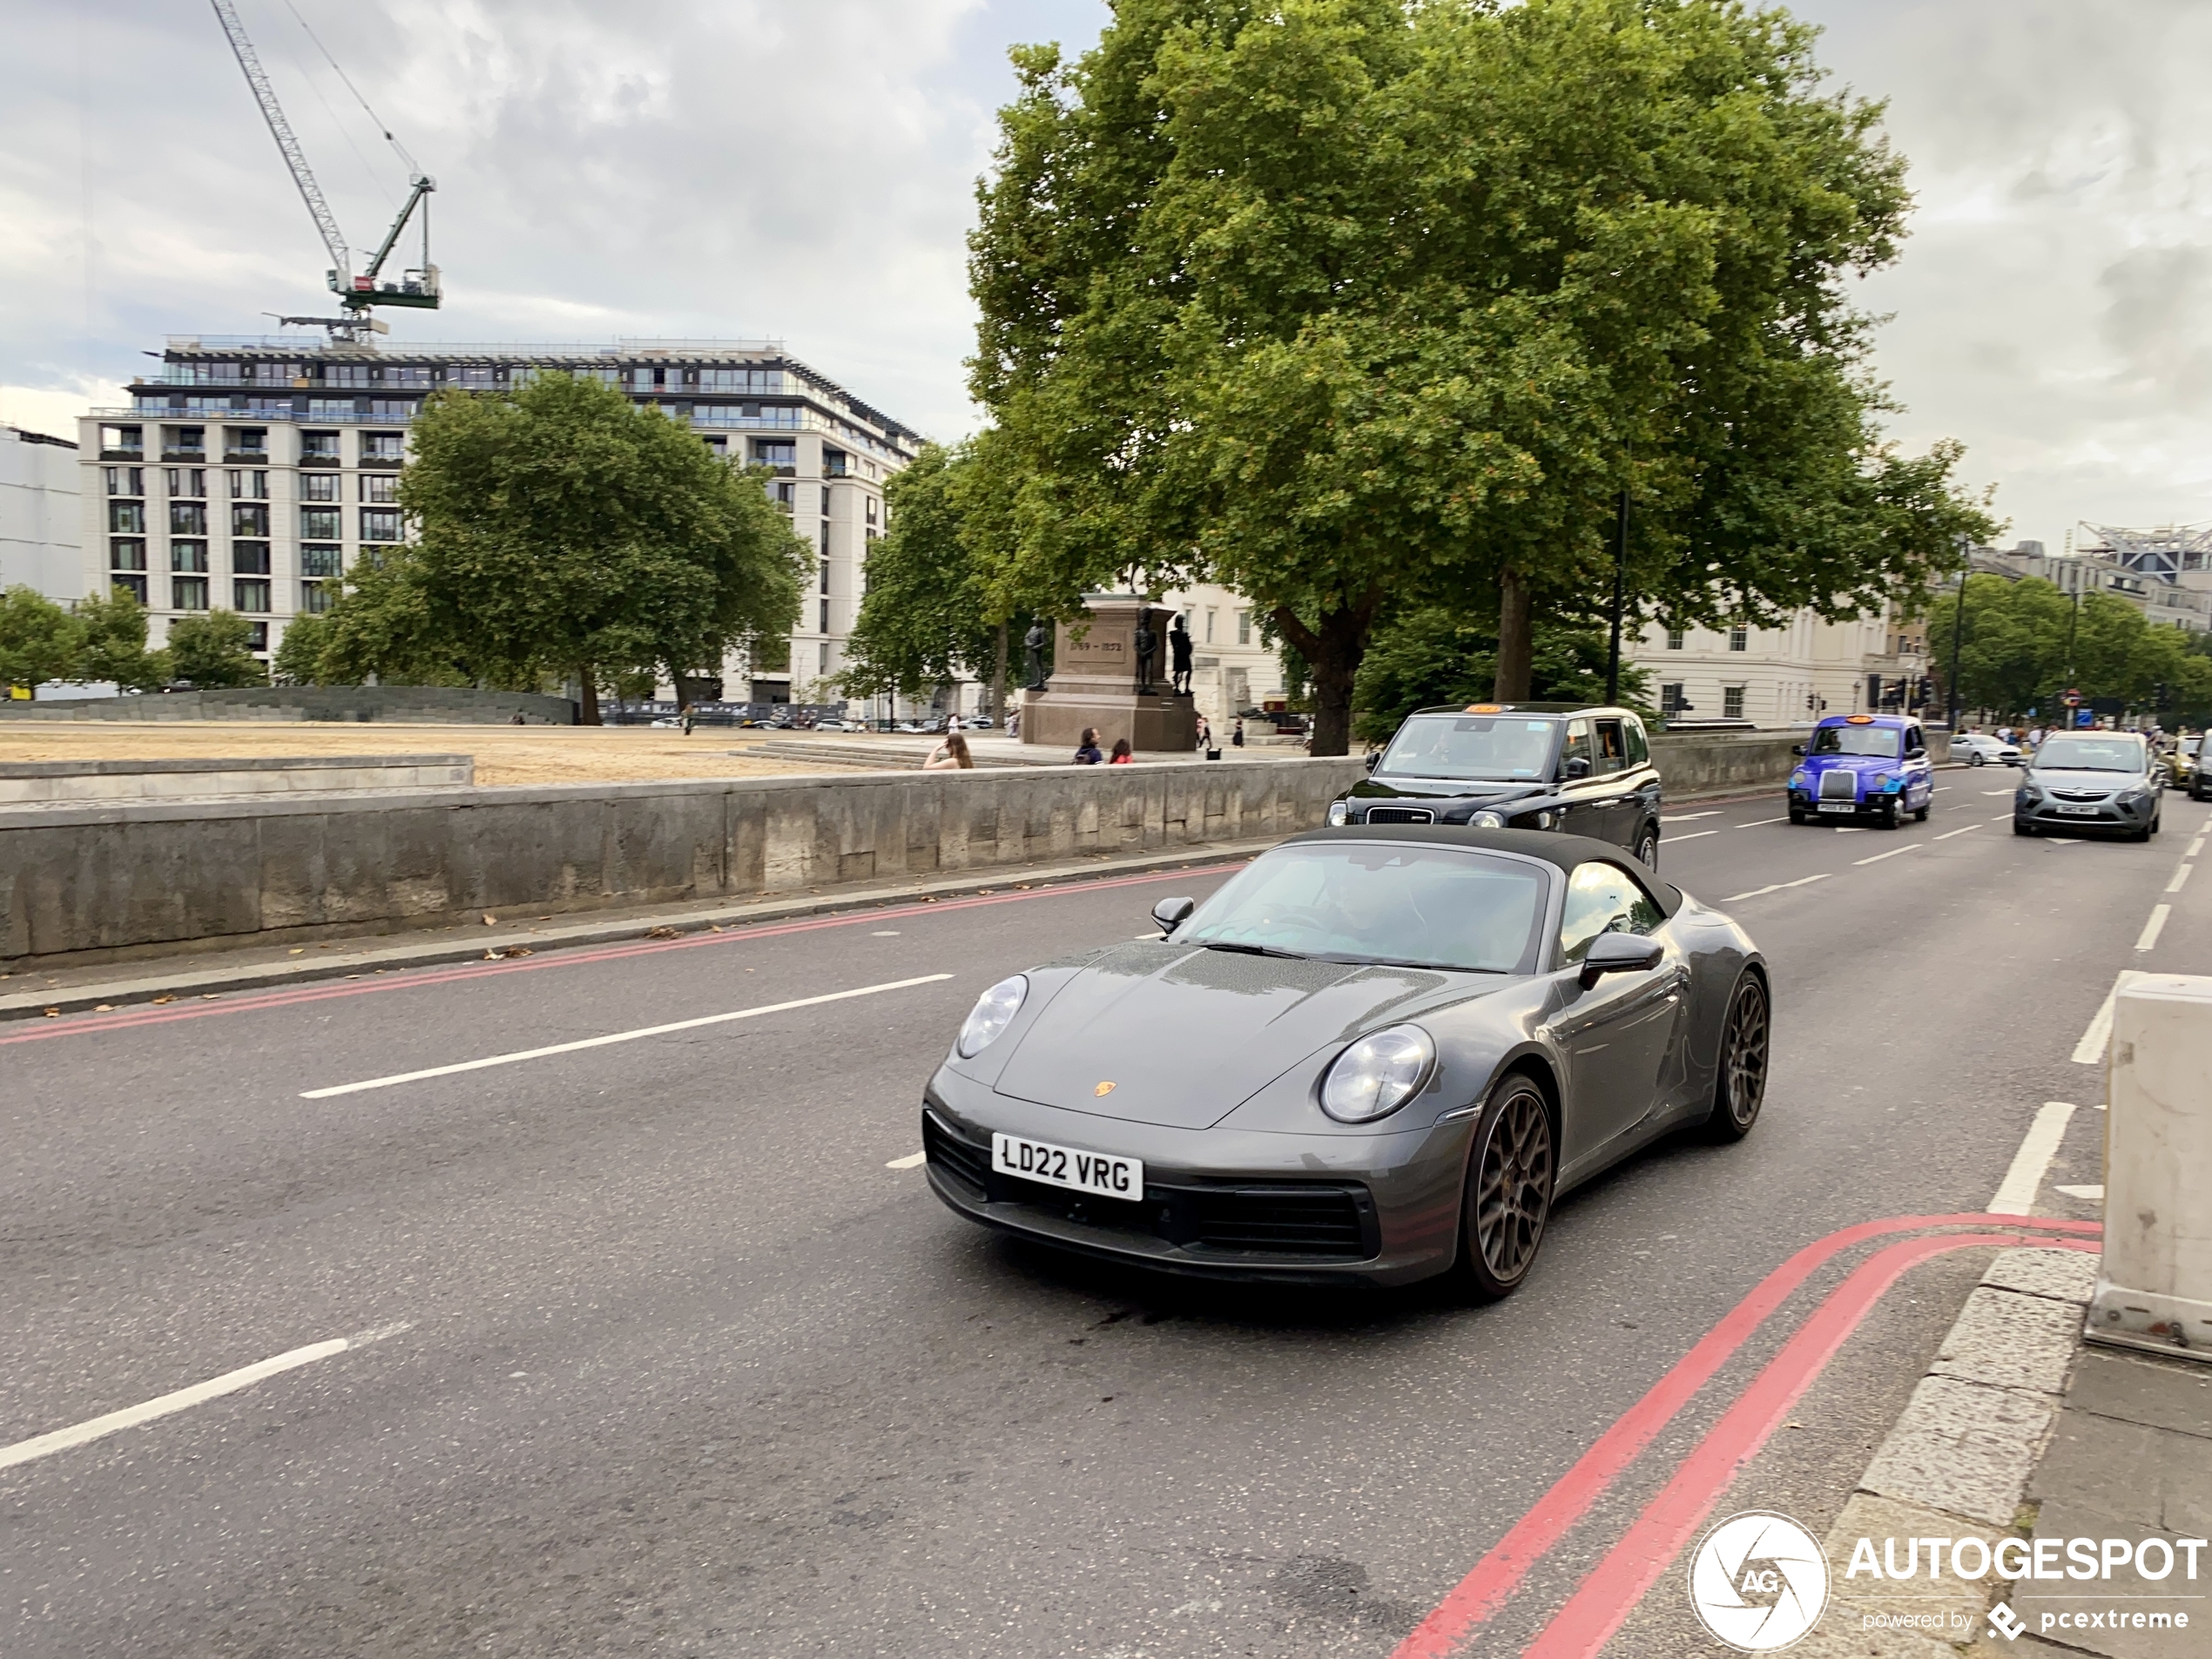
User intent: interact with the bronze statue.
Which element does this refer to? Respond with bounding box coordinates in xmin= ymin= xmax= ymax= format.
xmin=1133 ymin=614 xmax=1159 ymax=694
xmin=1022 ymin=619 xmax=1049 ymax=691
xmin=1170 ymin=614 xmax=1194 ymax=696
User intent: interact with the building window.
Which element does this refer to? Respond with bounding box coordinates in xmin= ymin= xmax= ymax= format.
xmin=110 ymin=574 xmax=148 ymax=604
xmin=109 ymin=538 xmax=147 ymax=571
xmin=172 ymin=575 xmax=210 ymax=610
xmin=752 ymin=438 xmax=795 ymax=471
xmin=818 ymin=641 xmax=831 ymax=676
xmin=819 ymin=597 xmax=831 ymax=632
xmin=233 ymin=578 xmax=272 ymax=613
xmin=360 ymin=509 xmax=402 ymax=543
xmin=865 ymin=496 xmax=877 ymax=524
xmin=229 ymin=469 xmax=268 ymax=501
xmin=773 ymin=481 xmax=795 ymax=511
xmin=1727 ymin=625 xmax=1748 ymax=651
xmin=171 ymin=502 xmax=207 ymax=536
xmin=233 ymin=542 xmax=271 ymax=576
xmin=824 ymin=448 xmax=849 ymax=478
xmin=233 ymin=503 xmax=270 ymax=538
xmin=300 ymin=430 xmax=340 ymax=463
xmin=105 ymin=466 xmax=143 ymax=496
xmin=820 ymin=557 xmax=830 ymax=594
xmin=1665 ymin=627 xmax=1685 ymax=650
xmin=246 ymin=622 xmax=269 ymax=652
xmin=818 ymin=521 xmax=830 ymax=555
xmin=300 ymin=580 xmax=333 ymax=613
xmin=361 ymin=431 xmax=404 ymax=462
xmin=170 ymin=540 xmax=209 ymax=574
xmin=100 ymin=424 xmax=143 ymax=460
xmin=302 ymin=472 xmax=341 ymax=502
xmin=1238 ymin=610 xmax=1251 ymax=645
xmin=361 ymin=474 xmax=399 ymax=504
xmin=301 ymin=507 xmax=342 ymax=540
xmin=166 ymin=469 xmax=206 ymax=500
xmin=1723 ymin=685 xmax=1746 ymax=719
xmin=108 ymin=501 xmax=145 ymax=535
xmin=161 ymin=425 xmax=206 ymax=462
xmin=1660 ymin=683 xmax=1688 ymax=716
xmin=224 ymin=427 xmax=267 ymax=462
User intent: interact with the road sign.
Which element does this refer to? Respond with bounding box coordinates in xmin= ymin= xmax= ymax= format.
xmin=2064 ymin=689 xmax=2082 ymax=707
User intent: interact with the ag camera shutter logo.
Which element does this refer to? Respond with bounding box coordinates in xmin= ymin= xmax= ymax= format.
xmin=1687 ymin=1510 xmax=1831 ymax=1651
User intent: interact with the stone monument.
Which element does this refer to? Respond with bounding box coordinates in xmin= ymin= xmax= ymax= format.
xmin=1019 ymin=594 xmax=1198 ymax=754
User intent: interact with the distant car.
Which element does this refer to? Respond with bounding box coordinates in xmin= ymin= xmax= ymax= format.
xmin=1787 ymin=714 xmax=1935 ymax=829
xmin=968 ymin=717 xmax=995 ymax=730
xmin=1326 ymin=702 xmax=1663 ymax=867
xmin=2016 ymin=732 xmax=2162 ymax=840
xmin=921 ymin=826 xmax=1770 ymax=1297
xmin=1951 ymin=732 xmax=2022 ymax=767
xmin=814 ymin=718 xmax=852 ymax=732
xmin=2164 ymin=735 xmax=2201 ymax=793
xmin=649 ymin=718 xmax=680 ymax=728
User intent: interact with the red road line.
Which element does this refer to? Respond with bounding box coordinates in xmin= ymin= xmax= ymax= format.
xmin=1388 ymin=1213 xmax=2100 ymax=1659
xmin=1522 ymin=1231 xmax=2101 ymax=1659
xmin=1 ymin=861 xmax=1247 ymax=1048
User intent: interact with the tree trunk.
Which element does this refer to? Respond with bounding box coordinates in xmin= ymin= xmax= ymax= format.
xmin=1494 ymin=567 xmax=1534 ymax=700
xmin=577 ymin=670 xmax=602 ymax=726
xmin=1271 ymin=603 xmax=1371 ymax=757
xmin=991 ymin=618 xmax=1009 ymax=721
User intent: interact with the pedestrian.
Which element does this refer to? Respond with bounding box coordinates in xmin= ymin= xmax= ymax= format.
xmin=1194 ymin=712 xmax=1211 ymax=752
xmin=1008 ymin=708 xmax=1021 ymax=740
xmin=681 ymin=706 xmax=695 ymax=736
xmin=510 ymin=711 xmax=526 ymax=725
xmin=1109 ymin=737 xmax=1134 ymax=764
xmin=1231 ymin=718 xmax=1245 ymax=749
xmin=948 ymin=713 xmax=963 ymax=733
xmin=924 ymin=732 xmax=974 ymax=770
xmin=1073 ymin=726 xmax=1104 ymax=765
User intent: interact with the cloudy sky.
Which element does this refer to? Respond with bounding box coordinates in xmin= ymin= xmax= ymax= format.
xmin=3 ymin=0 xmax=2209 ymax=555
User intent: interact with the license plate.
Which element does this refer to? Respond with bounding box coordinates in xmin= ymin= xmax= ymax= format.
xmin=1817 ymin=802 xmax=1856 ymax=813
xmin=992 ymin=1132 xmax=1144 ymax=1199
xmin=2056 ymin=803 xmax=2101 ymax=815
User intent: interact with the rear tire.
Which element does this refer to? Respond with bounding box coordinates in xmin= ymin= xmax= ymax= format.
xmin=1455 ymin=1072 xmax=1555 ymax=1302
xmin=1703 ymin=973 xmax=1770 ymax=1143
xmin=1635 ymin=825 xmax=1660 ymax=869
xmin=1970 ymin=752 xmax=1986 ymax=767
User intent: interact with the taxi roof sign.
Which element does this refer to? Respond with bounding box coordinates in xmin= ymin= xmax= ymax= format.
xmin=1844 ymin=714 xmax=1875 ymax=724
xmin=1465 ymin=703 xmax=1503 ymax=713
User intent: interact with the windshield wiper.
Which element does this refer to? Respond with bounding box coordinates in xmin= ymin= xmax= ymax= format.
xmin=1195 ymin=941 xmax=1309 ymax=960
xmin=1312 ymin=952 xmax=1506 ymax=973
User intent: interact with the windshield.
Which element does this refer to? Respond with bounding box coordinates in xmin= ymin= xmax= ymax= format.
xmin=1179 ymin=842 xmax=1548 ymax=974
xmin=2033 ymin=736 xmax=2145 ymax=773
xmin=1811 ymin=725 xmax=1902 ymax=759
xmin=1379 ymin=715 xmax=1558 ymax=782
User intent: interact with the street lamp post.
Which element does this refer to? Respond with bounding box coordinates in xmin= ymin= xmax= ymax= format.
xmin=1605 ymin=489 xmax=1628 ymax=705
xmin=1947 ymin=570 xmax=1970 ymax=732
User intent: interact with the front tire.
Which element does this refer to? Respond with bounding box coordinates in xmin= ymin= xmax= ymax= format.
xmin=2014 ymin=819 xmax=2034 ymax=836
xmin=1703 ymin=973 xmax=1770 ymax=1143
xmin=1879 ymin=793 xmax=1903 ymax=830
xmin=1457 ymin=1073 xmax=1555 ymax=1302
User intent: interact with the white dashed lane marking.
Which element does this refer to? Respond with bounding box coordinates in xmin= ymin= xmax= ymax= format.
xmin=1735 ymin=817 xmax=1789 ymax=828
xmin=1722 ymin=873 xmax=1833 ymax=902
xmin=886 ymin=1152 xmax=927 ymax=1170
xmin=1668 ymin=831 xmax=1719 ymax=844
xmin=2136 ymin=905 xmax=2172 ymax=952
xmin=1661 ymin=811 xmax=1722 ymax=823
xmin=2168 ymin=863 xmax=2195 ymax=894
xmin=1933 ymin=824 xmax=1981 ymax=841
xmin=1990 ymin=1102 xmax=2078 ymax=1214
xmin=1853 ymin=843 xmax=1924 ymax=867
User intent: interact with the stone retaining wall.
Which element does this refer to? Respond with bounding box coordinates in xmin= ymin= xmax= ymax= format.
xmin=0 ymin=754 xmax=473 ymax=805
xmin=0 ymin=687 xmax=578 ymax=724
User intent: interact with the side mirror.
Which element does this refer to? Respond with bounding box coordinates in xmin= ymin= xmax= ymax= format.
xmin=1151 ymin=896 xmax=1197 ymax=934
xmin=1577 ymin=929 xmax=1664 ymax=988
xmin=1563 ymin=756 xmax=1592 ymax=781
xmin=1365 ymin=751 xmax=1381 ymax=772
xmin=1790 ymin=744 xmax=1805 ymax=756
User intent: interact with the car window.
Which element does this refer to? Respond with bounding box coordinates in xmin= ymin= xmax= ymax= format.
xmin=1623 ymin=717 xmax=1649 ymax=765
xmin=1378 ymin=715 xmax=1557 ymax=782
xmin=1561 ymin=719 xmax=1595 ymax=775
xmin=1556 ymin=862 xmax=1665 ymax=966
xmin=2033 ymin=736 xmax=2144 ymax=772
xmin=1905 ymin=726 xmax=1925 ymax=756
xmin=1594 ymin=719 xmax=1627 ymax=775
xmin=1811 ymin=725 xmax=1902 ymax=759
xmin=1178 ymin=842 xmax=1549 ymax=974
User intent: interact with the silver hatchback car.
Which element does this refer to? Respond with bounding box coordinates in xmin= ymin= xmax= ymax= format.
xmin=2014 ymin=732 xmax=2162 ymax=840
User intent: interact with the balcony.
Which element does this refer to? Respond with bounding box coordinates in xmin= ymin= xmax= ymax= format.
xmin=161 ymin=448 xmax=206 ymax=463
xmin=360 ymin=455 xmax=404 ymax=469
xmin=300 ymin=454 xmax=341 ymax=469
xmin=101 ymin=446 xmax=144 ymax=462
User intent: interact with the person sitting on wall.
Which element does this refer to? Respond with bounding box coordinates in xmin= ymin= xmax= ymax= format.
xmin=1108 ymin=737 xmax=1134 ymax=765
xmin=1074 ymin=726 xmax=1104 ymax=765
xmin=924 ymin=732 xmax=974 ymax=771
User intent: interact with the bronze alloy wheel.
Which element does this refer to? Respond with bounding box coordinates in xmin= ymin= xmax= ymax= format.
xmin=1705 ymin=974 xmax=1770 ymax=1142
xmin=1463 ymin=1076 xmax=1554 ymax=1300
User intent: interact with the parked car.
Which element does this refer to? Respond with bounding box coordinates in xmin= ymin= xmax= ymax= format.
xmin=2015 ymin=732 xmax=2162 ymax=840
xmin=921 ymin=826 xmax=1768 ymax=1297
xmin=1787 ymin=714 xmax=1935 ymax=828
xmin=814 ymin=718 xmax=853 ymax=732
xmin=1325 ymin=702 xmax=1663 ymax=867
xmin=1951 ymin=732 xmax=2022 ymax=767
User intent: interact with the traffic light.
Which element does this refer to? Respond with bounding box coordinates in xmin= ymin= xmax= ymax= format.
xmin=2153 ymin=680 xmax=2170 ymax=708
xmin=1915 ymin=675 xmax=1934 ymax=705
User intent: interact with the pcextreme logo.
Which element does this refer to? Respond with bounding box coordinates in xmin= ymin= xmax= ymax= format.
xmin=1688 ymin=1512 xmax=1831 ymax=1652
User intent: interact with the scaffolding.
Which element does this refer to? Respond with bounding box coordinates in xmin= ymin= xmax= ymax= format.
xmin=2081 ymin=522 xmax=2212 ymax=582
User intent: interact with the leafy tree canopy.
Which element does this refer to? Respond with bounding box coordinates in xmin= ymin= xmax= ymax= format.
xmin=1352 ymin=605 xmax=1653 ymax=742
xmin=75 ymin=589 xmax=169 ymax=691
xmin=166 ymin=610 xmax=267 ymax=689
xmin=968 ymin=0 xmax=1996 ymax=752
xmin=0 ymin=586 xmax=86 ymax=693
xmin=1929 ymin=575 xmax=2212 ymax=721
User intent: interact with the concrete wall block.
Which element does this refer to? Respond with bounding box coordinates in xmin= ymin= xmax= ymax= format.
xmin=255 ymin=813 xmax=332 ymax=930
xmin=759 ymin=794 xmax=819 ymax=892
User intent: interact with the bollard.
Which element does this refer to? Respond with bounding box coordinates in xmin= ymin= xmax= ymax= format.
xmin=2087 ymin=974 xmax=2212 ymax=1362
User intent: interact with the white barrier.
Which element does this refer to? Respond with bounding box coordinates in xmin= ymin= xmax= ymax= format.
xmin=2087 ymin=974 xmax=2212 ymax=1363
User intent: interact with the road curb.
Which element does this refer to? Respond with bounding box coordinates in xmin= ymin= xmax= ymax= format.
xmin=0 ymin=838 xmax=1279 ymax=1022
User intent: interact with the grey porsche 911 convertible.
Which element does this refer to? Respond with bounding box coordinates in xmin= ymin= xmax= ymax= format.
xmin=921 ymin=826 xmax=1769 ymax=1298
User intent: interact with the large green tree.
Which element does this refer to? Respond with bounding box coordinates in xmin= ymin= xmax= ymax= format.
xmin=968 ymin=0 xmax=1994 ymax=753
xmin=75 ymin=589 xmax=169 ymax=691
xmin=1929 ymin=575 xmax=2212 ymax=720
xmin=0 ymin=586 xmax=86 ymax=694
xmin=342 ymin=374 xmax=809 ymax=722
xmin=166 ymin=610 xmax=267 ymax=689
xmin=1352 ymin=605 xmax=1652 ymax=742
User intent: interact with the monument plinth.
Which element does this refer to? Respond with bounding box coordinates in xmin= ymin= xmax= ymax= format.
xmin=1021 ymin=595 xmax=1197 ymax=754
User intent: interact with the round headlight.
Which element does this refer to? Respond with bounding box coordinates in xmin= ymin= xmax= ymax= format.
xmin=1320 ymin=1024 xmax=1434 ymax=1123
xmin=956 ymin=974 xmax=1028 ymax=1057
xmin=1872 ymin=772 xmax=1893 ymax=789
xmin=1327 ymin=799 xmax=1349 ymax=826
xmin=1790 ymin=769 xmax=1809 ymax=788
xmin=1470 ymin=809 xmax=1508 ymax=829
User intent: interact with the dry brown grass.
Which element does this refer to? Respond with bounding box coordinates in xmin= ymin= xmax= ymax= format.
xmin=0 ymin=721 xmax=826 ymax=787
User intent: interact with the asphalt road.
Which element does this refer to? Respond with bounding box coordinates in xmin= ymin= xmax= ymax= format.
xmin=3 ymin=775 xmax=2203 ymax=1658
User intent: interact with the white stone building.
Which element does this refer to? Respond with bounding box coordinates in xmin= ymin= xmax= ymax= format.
xmin=79 ymin=337 xmax=919 ymax=692
xmin=2 ymin=424 xmax=82 ymax=600
xmin=1157 ymin=581 xmax=1290 ymax=733
xmin=1628 ymin=604 xmax=1931 ymax=729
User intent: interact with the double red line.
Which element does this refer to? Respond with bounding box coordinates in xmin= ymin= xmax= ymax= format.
xmin=1393 ymin=1213 xmax=2101 ymax=1658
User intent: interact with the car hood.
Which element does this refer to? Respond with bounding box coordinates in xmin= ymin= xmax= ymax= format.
xmin=1802 ymin=752 xmax=1898 ymax=771
xmin=2028 ymin=767 xmax=2147 ymax=792
xmin=1352 ymin=777 xmax=1549 ymax=803
xmin=993 ymin=944 xmax=1511 ymax=1130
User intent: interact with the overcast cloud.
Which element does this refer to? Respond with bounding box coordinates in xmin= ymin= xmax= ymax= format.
xmin=3 ymin=0 xmax=2210 ymax=554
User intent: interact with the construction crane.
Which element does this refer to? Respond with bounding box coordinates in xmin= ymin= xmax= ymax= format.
xmin=207 ymin=0 xmax=440 ymax=334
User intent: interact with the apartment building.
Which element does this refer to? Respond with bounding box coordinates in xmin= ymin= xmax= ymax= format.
xmin=2 ymin=424 xmax=81 ymax=599
xmin=79 ymin=337 xmax=921 ymax=693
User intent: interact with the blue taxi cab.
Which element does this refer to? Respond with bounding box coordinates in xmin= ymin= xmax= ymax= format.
xmin=1786 ymin=713 xmax=1935 ymax=829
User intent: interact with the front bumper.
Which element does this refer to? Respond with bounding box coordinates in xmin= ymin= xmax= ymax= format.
xmin=2014 ymin=792 xmax=2158 ymax=833
xmin=1789 ymin=787 xmax=1898 ymax=819
xmin=919 ymin=1075 xmax=1470 ymax=1288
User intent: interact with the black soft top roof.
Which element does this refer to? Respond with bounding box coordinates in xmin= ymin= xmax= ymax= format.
xmin=1279 ymin=826 xmax=1683 ymax=915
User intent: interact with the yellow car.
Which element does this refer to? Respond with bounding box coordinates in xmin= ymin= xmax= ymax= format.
xmin=2164 ymin=736 xmax=2202 ymax=792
